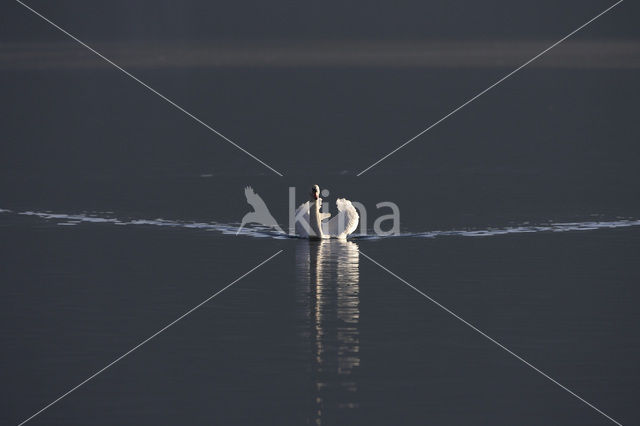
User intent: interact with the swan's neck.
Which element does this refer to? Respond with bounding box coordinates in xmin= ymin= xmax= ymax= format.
xmin=309 ymin=198 xmax=324 ymax=238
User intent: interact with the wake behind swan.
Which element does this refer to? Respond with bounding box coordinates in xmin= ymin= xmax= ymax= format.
xmin=295 ymin=184 xmax=359 ymax=239
xmin=2 ymin=207 xmax=640 ymax=240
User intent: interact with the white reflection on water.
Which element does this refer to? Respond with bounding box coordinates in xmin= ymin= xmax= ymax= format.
xmin=296 ymin=240 xmax=360 ymax=425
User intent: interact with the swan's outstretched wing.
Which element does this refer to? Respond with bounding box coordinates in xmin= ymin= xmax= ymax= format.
xmin=294 ymin=201 xmax=311 ymax=237
xmin=327 ymin=198 xmax=359 ymax=238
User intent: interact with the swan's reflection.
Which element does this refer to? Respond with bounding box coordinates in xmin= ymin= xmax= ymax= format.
xmin=296 ymin=239 xmax=360 ymax=425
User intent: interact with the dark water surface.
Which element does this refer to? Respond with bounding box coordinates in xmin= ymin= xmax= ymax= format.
xmin=1 ymin=219 xmax=638 ymax=425
xmin=2 ymin=4 xmax=640 ymax=423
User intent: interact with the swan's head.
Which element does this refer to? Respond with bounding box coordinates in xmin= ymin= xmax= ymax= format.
xmin=310 ymin=184 xmax=320 ymax=201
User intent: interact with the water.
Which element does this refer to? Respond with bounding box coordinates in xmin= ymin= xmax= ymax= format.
xmin=2 ymin=206 xmax=640 ymax=240
xmin=2 ymin=2 xmax=640 ymax=423
xmin=296 ymin=241 xmax=361 ymax=425
xmin=2 ymin=216 xmax=638 ymax=425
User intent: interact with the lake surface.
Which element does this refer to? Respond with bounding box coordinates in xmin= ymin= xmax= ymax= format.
xmin=2 ymin=215 xmax=639 ymax=425
xmin=2 ymin=12 xmax=640 ymax=425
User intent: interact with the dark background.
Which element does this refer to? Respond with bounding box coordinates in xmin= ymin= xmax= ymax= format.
xmin=1 ymin=1 xmax=639 ymax=425
xmin=2 ymin=1 xmax=638 ymax=41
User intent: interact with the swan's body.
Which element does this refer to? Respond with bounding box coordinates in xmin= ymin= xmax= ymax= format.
xmin=295 ymin=185 xmax=359 ymax=239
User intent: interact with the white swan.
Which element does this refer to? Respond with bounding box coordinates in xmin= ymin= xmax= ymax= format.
xmin=295 ymin=184 xmax=359 ymax=239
